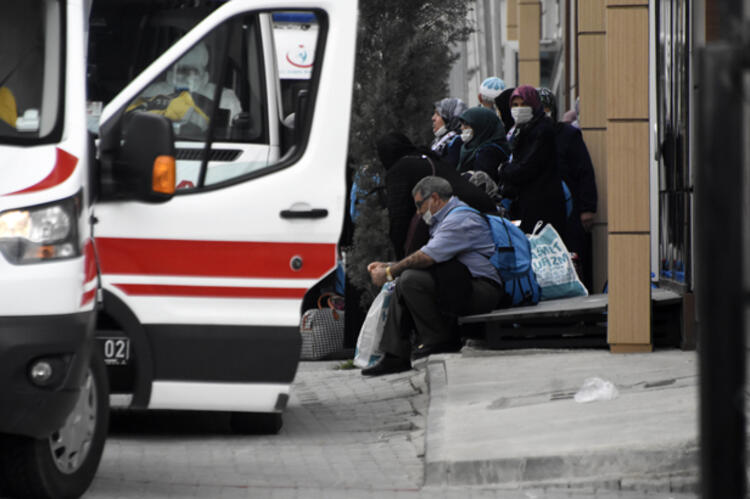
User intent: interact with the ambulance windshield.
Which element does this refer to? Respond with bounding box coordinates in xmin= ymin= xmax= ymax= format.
xmin=0 ymin=0 xmax=62 ymax=142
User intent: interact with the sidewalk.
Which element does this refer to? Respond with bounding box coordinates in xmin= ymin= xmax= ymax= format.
xmin=419 ymin=347 xmax=699 ymax=494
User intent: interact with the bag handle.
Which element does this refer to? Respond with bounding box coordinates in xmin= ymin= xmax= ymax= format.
xmin=531 ymin=220 xmax=545 ymax=237
xmin=317 ymin=292 xmax=342 ymax=320
xmin=421 ymin=154 xmax=436 ymax=175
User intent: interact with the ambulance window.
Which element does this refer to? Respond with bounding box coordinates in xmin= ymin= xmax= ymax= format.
xmin=0 ymin=0 xmax=63 ymax=144
xmin=122 ymin=10 xmax=325 ymax=192
xmin=125 ymin=20 xmax=259 ymax=144
xmin=199 ymin=10 xmax=324 ymax=188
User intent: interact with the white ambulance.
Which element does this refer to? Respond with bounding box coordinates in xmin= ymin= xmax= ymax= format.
xmin=0 ymin=0 xmax=357 ymax=497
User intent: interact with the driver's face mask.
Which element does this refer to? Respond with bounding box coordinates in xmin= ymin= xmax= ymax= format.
xmin=172 ymin=65 xmax=203 ymax=93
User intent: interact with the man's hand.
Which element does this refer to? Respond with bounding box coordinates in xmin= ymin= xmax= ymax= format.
xmin=580 ymin=211 xmax=595 ymax=232
xmin=367 ymin=251 xmax=435 ymax=288
xmin=368 ymin=261 xmax=389 ymax=287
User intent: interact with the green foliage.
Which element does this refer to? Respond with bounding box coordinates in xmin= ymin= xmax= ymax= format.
xmin=334 ymin=359 xmax=356 ymax=370
xmin=346 ymin=164 xmax=392 ymax=307
xmin=344 ymin=0 xmax=474 ymax=308
xmin=350 ymin=0 xmax=474 ymax=161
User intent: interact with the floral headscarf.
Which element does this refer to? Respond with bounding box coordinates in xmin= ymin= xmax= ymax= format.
xmin=434 ymin=97 xmax=468 ymax=133
xmin=537 ymin=87 xmax=557 ymax=121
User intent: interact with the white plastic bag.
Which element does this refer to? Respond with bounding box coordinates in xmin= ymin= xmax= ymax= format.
xmin=574 ymin=377 xmax=619 ymax=403
xmin=528 ymin=221 xmax=588 ymax=300
xmin=353 ymin=280 xmax=396 ymax=368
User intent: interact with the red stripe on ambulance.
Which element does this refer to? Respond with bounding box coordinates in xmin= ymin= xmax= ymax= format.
xmin=8 ymin=148 xmax=78 ymax=195
xmin=96 ymin=238 xmax=336 ymax=279
xmin=81 ymin=288 xmax=96 ymax=306
xmin=83 ymin=239 xmax=97 ymax=283
xmin=114 ymin=284 xmax=307 ymax=298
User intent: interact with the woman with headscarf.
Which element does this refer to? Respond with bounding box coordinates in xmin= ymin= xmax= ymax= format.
xmin=376 ymin=132 xmax=496 ymax=259
xmin=497 ymin=85 xmax=567 ymax=238
xmin=430 ymin=97 xmax=468 ymax=168
xmin=537 ymin=87 xmax=598 ymax=289
xmin=456 ymin=106 xmax=509 ymax=182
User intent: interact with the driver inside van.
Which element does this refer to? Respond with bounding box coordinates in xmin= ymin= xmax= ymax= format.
xmin=0 ymin=86 xmax=18 ymax=127
xmin=127 ymin=42 xmax=242 ymax=133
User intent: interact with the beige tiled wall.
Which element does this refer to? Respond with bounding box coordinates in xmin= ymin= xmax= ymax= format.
xmin=507 ymin=0 xmax=519 ymax=41
xmin=605 ymin=0 xmax=651 ymax=350
xmin=607 ymin=121 xmax=650 ymax=231
xmin=518 ymin=0 xmax=541 ymax=86
xmin=577 ymin=0 xmax=608 ymax=303
xmin=606 ymin=8 xmax=649 ymax=119
xmin=608 ymin=234 xmax=652 ymax=349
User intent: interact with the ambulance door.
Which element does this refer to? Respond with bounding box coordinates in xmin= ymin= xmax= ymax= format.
xmin=94 ymin=1 xmax=357 ymax=411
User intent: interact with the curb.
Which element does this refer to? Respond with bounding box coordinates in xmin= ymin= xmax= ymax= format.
xmin=421 ymin=354 xmax=700 ymax=494
xmin=424 ymin=445 xmax=699 ymax=492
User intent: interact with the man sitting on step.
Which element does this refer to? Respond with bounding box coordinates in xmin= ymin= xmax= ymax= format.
xmin=364 ymin=176 xmax=504 ymax=376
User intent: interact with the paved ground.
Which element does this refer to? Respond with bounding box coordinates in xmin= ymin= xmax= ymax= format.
xmin=423 ymin=348 xmax=700 ymax=493
xmin=88 ymin=361 xmax=426 ymax=498
xmin=84 ymin=359 xmax=697 ymax=499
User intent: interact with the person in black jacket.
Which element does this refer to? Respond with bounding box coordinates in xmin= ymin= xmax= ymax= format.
xmin=376 ymin=132 xmax=497 ymax=260
xmin=497 ymin=86 xmax=567 ymax=238
xmin=495 ymin=87 xmax=516 ymax=138
xmin=538 ymin=88 xmax=598 ymax=289
xmin=456 ymin=107 xmax=509 ymax=182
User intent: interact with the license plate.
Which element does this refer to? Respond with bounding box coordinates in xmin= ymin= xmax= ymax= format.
xmin=99 ymin=337 xmax=130 ymax=366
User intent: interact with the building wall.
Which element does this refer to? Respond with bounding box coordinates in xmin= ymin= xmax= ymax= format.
xmin=494 ymin=0 xmax=653 ymax=349
xmin=577 ymin=0 xmax=608 ymax=295
xmin=604 ymin=0 xmax=653 ymax=349
xmin=448 ymin=1 xmax=505 ymax=107
xmin=450 ymin=0 xmax=624 ymax=310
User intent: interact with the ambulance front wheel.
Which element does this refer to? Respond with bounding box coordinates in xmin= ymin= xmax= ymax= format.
xmin=0 ymin=352 xmax=109 ymax=499
xmin=229 ymin=412 xmax=283 ymax=435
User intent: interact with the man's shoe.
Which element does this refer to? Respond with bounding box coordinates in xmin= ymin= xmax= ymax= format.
xmin=361 ymin=355 xmax=412 ymax=376
xmin=412 ymin=339 xmax=462 ymax=360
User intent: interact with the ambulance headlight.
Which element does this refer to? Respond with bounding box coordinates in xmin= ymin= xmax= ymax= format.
xmin=0 ymin=194 xmax=81 ymax=264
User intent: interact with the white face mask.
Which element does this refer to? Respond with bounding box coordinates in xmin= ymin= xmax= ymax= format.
xmin=460 ymin=128 xmax=473 ymax=143
xmin=511 ymin=106 xmax=534 ymax=124
xmin=422 ymin=207 xmax=434 ymax=226
xmin=420 ymin=197 xmax=434 ymax=225
xmin=434 ymin=125 xmax=447 ymax=138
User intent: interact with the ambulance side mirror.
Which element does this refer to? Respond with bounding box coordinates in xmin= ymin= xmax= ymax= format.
xmin=120 ymin=112 xmax=176 ymax=202
xmin=100 ymin=112 xmax=176 ymax=202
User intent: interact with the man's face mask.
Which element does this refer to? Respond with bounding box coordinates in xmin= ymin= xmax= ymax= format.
xmin=416 ymin=195 xmax=435 ymax=225
xmin=422 ymin=204 xmax=434 ymax=226
xmin=173 ymin=65 xmax=203 ymax=93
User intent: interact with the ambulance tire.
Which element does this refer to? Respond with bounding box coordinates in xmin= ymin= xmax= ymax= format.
xmin=0 ymin=352 xmax=109 ymax=499
xmin=229 ymin=412 xmax=283 ymax=435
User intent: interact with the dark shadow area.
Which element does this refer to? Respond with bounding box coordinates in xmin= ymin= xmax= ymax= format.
xmin=108 ymin=409 xmax=233 ymax=437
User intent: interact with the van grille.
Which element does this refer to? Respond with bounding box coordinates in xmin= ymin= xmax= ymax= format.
xmin=176 ymin=149 xmax=242 ymax=162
